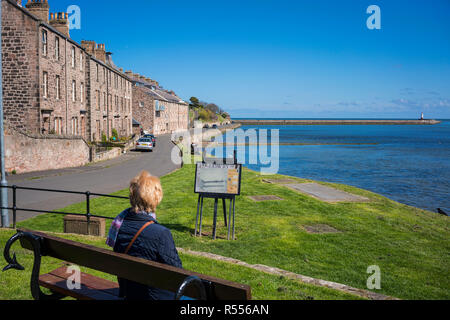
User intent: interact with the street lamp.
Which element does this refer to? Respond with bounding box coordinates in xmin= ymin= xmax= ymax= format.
xmin=0 ymin=0 xmax=10 ymax=227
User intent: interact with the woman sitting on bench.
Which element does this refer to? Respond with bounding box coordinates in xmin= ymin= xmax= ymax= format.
xmin=106 ymin=171 xmax=183 ymax=300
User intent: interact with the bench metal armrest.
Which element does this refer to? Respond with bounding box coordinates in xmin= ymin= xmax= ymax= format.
xmin=175 ymin=276 xmax=214 ymax=301
xmin=3 ymin=231 xmax=65 ymax=300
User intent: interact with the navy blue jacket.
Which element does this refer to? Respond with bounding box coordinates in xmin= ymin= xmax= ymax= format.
xmin=113 ymin=210 xmax=182 ymax=300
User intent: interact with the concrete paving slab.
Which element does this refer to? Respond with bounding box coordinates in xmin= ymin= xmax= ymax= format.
xmin=287 ymin=183 xmax=369 ymax=203
xmin=248 ymin=195 xmax=284 ymax=202
xmin=262 ymin=179 xmax=297 ymax=185
xmin=302 ymin=224 xmax=341 ymax=234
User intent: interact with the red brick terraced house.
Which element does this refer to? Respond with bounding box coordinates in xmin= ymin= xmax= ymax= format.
xmin=1 ymin=0 xmax=132 ymax=141
xmin=127 ymin=72 xmax=189 ymax=135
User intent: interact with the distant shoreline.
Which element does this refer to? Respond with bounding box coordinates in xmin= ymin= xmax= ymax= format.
xmin=233 ymin=119 xmax=441 ymax=125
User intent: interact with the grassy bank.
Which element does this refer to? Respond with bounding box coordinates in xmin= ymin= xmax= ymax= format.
xmin=0 ymin=229 xmax=359 ymax=300
xmin=12 ymin=164 xmax=450 ymax=300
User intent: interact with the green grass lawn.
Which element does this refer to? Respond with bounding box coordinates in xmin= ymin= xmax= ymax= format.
xmin=0 ymin=229 xmax=360 ymax=300
xmin=12 ymin=163 xmax=450 ymax=300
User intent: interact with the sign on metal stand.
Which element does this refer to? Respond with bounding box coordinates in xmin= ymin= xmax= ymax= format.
xmin=194 ymin=151 xmax=242 ymax=240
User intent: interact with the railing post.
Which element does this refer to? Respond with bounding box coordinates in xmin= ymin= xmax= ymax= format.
xmin=12 ymin=185 xmax=17 ymax=229
xmin=86 ymin=191 xmax=91 ymax=235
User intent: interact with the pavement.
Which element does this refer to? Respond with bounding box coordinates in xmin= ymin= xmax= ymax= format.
xmin=4 ymin=134 xmax=182 ymax=224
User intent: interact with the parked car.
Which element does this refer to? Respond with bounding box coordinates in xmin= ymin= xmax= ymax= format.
xmin=143 ymin=134 xmax=156 ymax=147
xmin=135 ymin=138 xmax=154 ymax=152
xmin=212 ymin=124 xmax=218 ymax=129
xmin=203 ymin=124 xmax=210 ymax=129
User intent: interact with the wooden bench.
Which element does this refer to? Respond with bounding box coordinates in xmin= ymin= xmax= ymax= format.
xmin=3 ymin=228 xmax=251 ymax=300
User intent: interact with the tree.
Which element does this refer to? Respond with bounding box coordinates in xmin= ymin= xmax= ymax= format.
xmin=189 ymin=97 xmax=201 ymax=109
xmin=205 ymin=103 xmax=220 ymax=114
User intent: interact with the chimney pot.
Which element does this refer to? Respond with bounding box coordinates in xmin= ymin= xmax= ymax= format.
xmin=25 ymin=0 xmax=50 ymax=23
xmin=49 ymin=11 xmax=70 ymax=38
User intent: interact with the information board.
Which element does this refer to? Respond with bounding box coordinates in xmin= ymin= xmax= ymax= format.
xmin=195 ymin=163 xmax=242 ymax=196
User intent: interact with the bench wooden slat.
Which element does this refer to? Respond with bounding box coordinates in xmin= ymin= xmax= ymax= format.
xmin=48 ymin=267 xmax=120 ymax=296
xmin=19 ymin=228 xmax=251 ymax=300
xmin=50 ymin=267 xmax=119 ymax=296
xmin=39 ymin=273 xmax=120 ymax=300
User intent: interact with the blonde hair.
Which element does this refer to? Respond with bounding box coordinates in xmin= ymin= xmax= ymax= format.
xmin=129 ymin=171 xmax=163 ymax=213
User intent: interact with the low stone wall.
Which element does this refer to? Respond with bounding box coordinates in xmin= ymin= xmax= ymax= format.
xmin=92 ymin=147 xmax=122 ymax=163
xmin=5 ymin=126 xmax=90 ymax=174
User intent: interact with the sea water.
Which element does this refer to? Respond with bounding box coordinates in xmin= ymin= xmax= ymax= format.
xmin=214 ymin=120 xmax=450 ymax=213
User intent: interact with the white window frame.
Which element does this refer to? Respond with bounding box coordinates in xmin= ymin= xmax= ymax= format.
xmin=72 ymin=80 xmax=76 ymax=102
xmin=71 ymin=47 xmax=75 ymax=68
xmin=80 ymin=83 xmax=84 ymax=104
xmin=54 ymin=117 xmax=62 ymax=135
xmin=42 ymin=30 xmax=47 ymax=57
xmin=55 ymin=37 xmax=59 ymax=60
xmin=72 ymin=117 xmax=79 ymax=136
xmin=56 ymin=75 xmax=60 ymax=100
xmin=43 ymin=72 xmax=48 ymax=98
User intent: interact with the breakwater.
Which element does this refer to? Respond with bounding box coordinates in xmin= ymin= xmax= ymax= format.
xmin=234 ymin=119 xmax=441 ymax=125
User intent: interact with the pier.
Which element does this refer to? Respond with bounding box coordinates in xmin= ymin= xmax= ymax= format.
xmin=233 ymin=119 xmax=441 ymax=125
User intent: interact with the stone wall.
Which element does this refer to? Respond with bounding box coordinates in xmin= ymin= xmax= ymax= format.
xmin=4 ymin=125 xmax=90 ymax=174
xmin=107 ymin=64 xmax=132 ymax=140
xmin=2 ymin=1 xmax=132 ymax=142
xmin=132 ymin=85 xmax=155 ymax=133
xmin=87 ymin=57 xmax=108 ymax=141
xmin=130 ymin=75 xmax=188 ymax=137
xmin=92 ymin=147 xmax=121 ymax=163
xmin=1 ymin=0 xmax=40 ymax=134
xmin=38 ymin=24 xmax=89 ymax=138
xmin=154 ymin=100 xmax=189 ymax=135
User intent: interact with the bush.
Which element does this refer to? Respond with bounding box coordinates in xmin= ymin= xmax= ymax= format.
xmin=111 ymin=129 xmax=119 ymax=141
xmin=198 ymin=108 xmax=211 ymax=122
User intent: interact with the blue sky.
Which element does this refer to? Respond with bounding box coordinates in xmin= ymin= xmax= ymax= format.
xmin=48 ymin=0 xmax=449 ymax=118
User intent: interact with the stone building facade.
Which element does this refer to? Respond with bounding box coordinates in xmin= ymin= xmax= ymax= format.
xmin=127 ymin=72 xmax=189 ymax=135
xmin=1 ymin=0 xmax=132 ymax=141
xmin=81 ymin=41 xmax=132 ymax=141
xmin=2 ymin=0 xmax=188 ymax=173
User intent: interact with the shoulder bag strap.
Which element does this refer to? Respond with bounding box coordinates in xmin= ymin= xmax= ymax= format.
xmin=124 ymin=221 xmax=155 ymax=254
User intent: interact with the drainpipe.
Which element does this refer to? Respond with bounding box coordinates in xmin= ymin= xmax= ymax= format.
xmin=65 ymin=38 xmax=68 ymax=134
xmin=0 ymin=0 xmax=9 ymax=227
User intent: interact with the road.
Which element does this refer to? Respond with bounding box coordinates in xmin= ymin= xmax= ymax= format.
xmin=4 ymin=134 xmax=182 ymax=224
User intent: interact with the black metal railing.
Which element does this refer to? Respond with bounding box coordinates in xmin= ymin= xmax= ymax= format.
xmin=0 ymin=185 xmax=129 ymax=229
